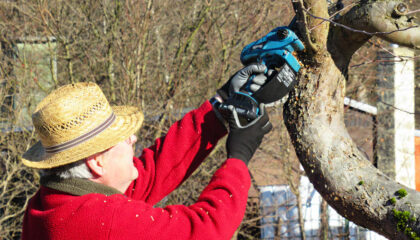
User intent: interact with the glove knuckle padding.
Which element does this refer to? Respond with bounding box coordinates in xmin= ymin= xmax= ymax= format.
xmin=241 ymin=66 xmax=253 ymax=77
xmin=245 ymin=64 xmax=266 ymax=75
xmin=254 ymin=63 xmax=267 ymax=73
xmin=252 ymin=74 xmax=267 ymax=85
xmin=220 ymin=64 xmax=269 ymax=99
xmin=243 ymin=64 xmax=255 ymax=75
xmin=249 ymin=84 xmax=260 ymax=92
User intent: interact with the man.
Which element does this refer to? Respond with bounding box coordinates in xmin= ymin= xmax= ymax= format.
xmin=21 ymin=64 xmax=273 ymax=240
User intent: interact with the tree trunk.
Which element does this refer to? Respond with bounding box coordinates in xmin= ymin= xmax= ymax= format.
xmin=284 ymin=0 xmax=420 ymax=238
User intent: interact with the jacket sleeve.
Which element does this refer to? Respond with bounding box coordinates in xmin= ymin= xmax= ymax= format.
xmin=125 ymin=101 xmax=228 ymax=205
xmin=110 ymin=158 xmax=251 ymax=240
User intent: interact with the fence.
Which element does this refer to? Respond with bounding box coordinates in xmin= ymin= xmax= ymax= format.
xmin=259 ymin=176 xmax=387 ymax=239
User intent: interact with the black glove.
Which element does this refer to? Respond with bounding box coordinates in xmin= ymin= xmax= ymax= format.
xmin=217 ymin=64 xmax=267 ymax=101
xmin=226 ymin=104 xmax=273 ymax=165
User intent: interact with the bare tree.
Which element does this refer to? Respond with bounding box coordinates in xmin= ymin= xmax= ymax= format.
xmin=3 ymin=0 xmax=420 ymax=239
xmin=0 ymin=0 xmax=293 ymax=238
xmin=284 ymin=0 xmax=420 ymax=238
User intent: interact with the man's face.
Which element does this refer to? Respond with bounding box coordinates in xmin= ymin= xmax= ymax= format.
xmin=100 ymin=135 xmax=139 ymax=192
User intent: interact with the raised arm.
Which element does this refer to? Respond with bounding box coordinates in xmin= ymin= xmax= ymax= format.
xmin=125 ymin=64 xmax=271 ymax=204
xmin=125 ymin=101 xmax=226 ymax=204
xmin=112 ymin=107 xmax=272 ymax=239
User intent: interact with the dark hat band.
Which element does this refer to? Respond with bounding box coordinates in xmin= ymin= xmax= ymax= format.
xmin=44 ymin=113 xmax=116 ymax=154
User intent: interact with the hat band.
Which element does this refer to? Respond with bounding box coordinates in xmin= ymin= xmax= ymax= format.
xmin=44 ymin=113 xmax=116 ymax=154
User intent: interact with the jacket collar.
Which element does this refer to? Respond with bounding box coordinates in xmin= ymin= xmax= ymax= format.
xmin=41 ymin=176 xmax=123 ymax=196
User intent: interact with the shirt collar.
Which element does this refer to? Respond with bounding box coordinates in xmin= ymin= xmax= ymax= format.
xmin=41 ymin=176 xmax=123 ymax=196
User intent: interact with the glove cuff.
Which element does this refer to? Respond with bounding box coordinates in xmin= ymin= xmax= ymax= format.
xmin=216 ymin=88 xmax=229 ymax=101
xmin=217 ymin=78 xmax=232 ymax=101
xmin=210 ymin=95 xmax=228 ymax=126
xmin=228 ymin=151 xmax=253 ymax=165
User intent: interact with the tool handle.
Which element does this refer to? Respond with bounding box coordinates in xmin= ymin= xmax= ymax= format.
xmin=218 ymin=92 xmax=260 ymax=127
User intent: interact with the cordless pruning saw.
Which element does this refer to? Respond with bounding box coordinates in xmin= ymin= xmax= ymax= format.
xmin=219 ymin=25 xmax=305 ymax=126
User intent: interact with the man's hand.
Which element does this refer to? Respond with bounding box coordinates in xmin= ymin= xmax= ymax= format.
xmin=226 ymin=104 xmax=272 ymax=165
xmin=216 ymin=64 xmax=268 ymax=101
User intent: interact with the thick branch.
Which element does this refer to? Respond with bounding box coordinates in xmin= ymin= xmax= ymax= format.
xmin=292 ymin=0 xmax=329 ymax=54
xmin=284 ymin=0 xmax=420 ymax=239
xmin=284 ymin=54 xmax=420 ymax=239
xmin=330 ymin=0 xmax=420 ymax=63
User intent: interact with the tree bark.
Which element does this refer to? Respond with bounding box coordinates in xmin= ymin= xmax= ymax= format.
xmin=284 ymin=0 xmax=420 ymax=238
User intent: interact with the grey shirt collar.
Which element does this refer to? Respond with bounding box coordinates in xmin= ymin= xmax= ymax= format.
xmin=41 ymin=176 xmax=123 ymax=196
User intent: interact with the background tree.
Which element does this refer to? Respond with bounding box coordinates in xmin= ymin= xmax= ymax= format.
xmin=0 ymin=0 xmax=294 ymax=239
xmin=1 ymin=0 xmax=420 ymax=239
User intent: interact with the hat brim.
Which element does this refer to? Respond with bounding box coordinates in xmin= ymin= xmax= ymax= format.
xmin=22 ymin=106 xmax=144 ymax=169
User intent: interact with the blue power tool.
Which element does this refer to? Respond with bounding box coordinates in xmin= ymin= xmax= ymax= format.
xmin=241 ymin=27 xmax=305 ymax=72
xmin=219 ymin=26 xmax=305 ymax=125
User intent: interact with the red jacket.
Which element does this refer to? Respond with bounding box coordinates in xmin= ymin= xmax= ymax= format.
xmin=22 ymin=101 xmax=251 ymax=240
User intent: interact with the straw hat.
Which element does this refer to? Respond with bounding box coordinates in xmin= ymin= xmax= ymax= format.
xmin=22 ymin=82 xmax=144 ymax=169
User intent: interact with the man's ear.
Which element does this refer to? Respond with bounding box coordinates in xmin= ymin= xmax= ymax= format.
xmin=86 ymin=152 xmax=106 ymax=177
